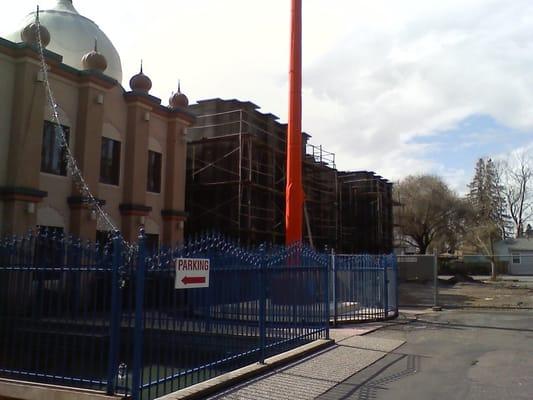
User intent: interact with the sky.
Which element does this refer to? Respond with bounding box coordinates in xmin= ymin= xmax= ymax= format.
xmin=3 ymin=0 xmax=533 ymax=194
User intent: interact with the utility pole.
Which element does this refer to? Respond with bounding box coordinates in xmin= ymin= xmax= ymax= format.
xmin=285 ymin=0 xmax=304 ymax=245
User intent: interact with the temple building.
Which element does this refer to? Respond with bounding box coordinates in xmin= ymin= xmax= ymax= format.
xmin=0 ymin=0 xmax=394 ymax=253
xmin=0 ymin=0 xmax=194 ymax=245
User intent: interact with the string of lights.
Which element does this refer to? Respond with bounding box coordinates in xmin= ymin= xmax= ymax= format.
xmin=34 ymin=7 xmax=134 ymax=250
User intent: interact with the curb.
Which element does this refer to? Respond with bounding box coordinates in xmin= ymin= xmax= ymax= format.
xmin=156 ymin=339 xmax=335 ymax=400
xmin=400 ymin=304 xmax=533 ymax=310
xmin=0 ymin=378 xmax=120 ymax=400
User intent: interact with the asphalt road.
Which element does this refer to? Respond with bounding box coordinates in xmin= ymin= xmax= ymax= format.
xmin=319 ymin=309 xmax=533 ymax=400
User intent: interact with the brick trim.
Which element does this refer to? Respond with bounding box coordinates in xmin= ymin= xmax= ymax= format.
xmin=0 ymin=186 xmax=47 ymax=202
xmin=119 ymin=203 xmax=152 ymax=216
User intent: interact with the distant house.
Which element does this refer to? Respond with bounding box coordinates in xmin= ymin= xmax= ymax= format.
xmin=494 ymin=238 xmax=533 ymax=275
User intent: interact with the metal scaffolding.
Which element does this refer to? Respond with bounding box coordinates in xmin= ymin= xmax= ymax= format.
xmin=337 ymin=171 xmax=394 ymax=254
xmin=185 ymin=99 xmax=393 ymax=253
xmin=185 ymin=99 xmax=338 ymax=249
xmin=303 ymin=142 xmax=338 ymax=249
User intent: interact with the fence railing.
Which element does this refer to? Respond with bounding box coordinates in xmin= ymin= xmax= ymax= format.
xmin=0 ymin=231 xmax=397 ymax=399
xmin=331 ymin=253 xmax=398 ymax=324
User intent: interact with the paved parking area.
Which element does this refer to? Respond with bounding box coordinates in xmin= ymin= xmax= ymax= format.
xmin=209 ymin=309 xmax=533 ymax=400
xmin=319 ymin=309 xmax=533 ymax=400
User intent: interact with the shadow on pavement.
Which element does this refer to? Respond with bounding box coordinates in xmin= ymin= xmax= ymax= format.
xmin=317 ymin=353 xmax=422 ymax=400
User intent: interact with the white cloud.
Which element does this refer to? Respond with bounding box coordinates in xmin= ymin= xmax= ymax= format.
xmin=4 ymin=0 xmax=533 ymax=191
xmin=302 ymin=0 xmax=533 ymax=187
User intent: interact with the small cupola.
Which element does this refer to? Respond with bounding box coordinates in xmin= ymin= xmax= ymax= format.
xmin=169 ymin=81 xmax=189 ymax=109
xmin=21 ymin=7 xmax=51 ymax=48
xmin=129 ymin=61 xmax=152 ymax=94
xmin=81 ymin=39 xmax=108 ymax=73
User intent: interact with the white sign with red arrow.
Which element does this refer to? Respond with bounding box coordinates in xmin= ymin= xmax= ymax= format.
xmin=175 ymin=258 xmax=210 ymax=289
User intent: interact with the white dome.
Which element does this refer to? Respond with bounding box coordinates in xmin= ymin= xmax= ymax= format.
xmin=5 ymin=0 xmax=122 ymax=82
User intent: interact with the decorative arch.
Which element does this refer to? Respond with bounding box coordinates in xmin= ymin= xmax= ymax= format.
xmin=37 ymin=205 xmax=65 ymax=228
xmin=148 ymin=136 xmax=163 ymax=153
xmin=102 ymin=122 xmax=123 ymax=141
xmin=144 ymin=217 xmax=160 ymax=235
xmin=44 ymin=104 xmax=71 ymax=128
xmin=96 ymin=214 xmax=115 ymax=232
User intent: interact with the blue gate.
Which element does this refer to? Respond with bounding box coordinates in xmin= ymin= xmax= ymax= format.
xmin=331 ymin=254 xmax=398 ymax=324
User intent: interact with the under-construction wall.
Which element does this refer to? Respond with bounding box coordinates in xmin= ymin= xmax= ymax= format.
xmin=185 ymin=99 xmax=337 ymax=249
xmin=303 ymin=141 xmax=338 ymax=249
xmin=185 ymin=98 xmax=392 ymax=253
xmin=185 ymin=99 xmax=286 ymax=245
xmin=338 ymin=171 xmax=394 ymax=254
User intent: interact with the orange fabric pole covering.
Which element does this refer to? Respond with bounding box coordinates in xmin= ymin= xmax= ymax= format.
xmin=285 ymin=0 xmax=303 ymax=245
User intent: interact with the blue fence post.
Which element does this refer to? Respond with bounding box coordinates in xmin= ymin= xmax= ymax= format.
xmin=258 ymin=244 xmax=266 ymax=364
xmin=106 ymin=233 xmax=122 ymax=395
xmin=394 ymin=255 xmax=399 ymax=317
xmin=383 ymin=256 xmax=388 ymax=320
xmin=72 ymin=238 xmax=82 ymax=318
xmin=206 ymin=245 xmax=213 ymax=334
xmin=332 ymin=249 xmax=337 ymax=327
xmin=132 ymin=230 xmax=146 ymax=400
xmin=324 ymin=251 xmax=330 ymax=339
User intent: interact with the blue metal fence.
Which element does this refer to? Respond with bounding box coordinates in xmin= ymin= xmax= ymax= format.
xmin=331 ymin=253 xmax=398 ymax=324
xmin=0 ymin=231 xmax=397 ymax=399
xmin=0 ymin=232 xmax=117 ymax=392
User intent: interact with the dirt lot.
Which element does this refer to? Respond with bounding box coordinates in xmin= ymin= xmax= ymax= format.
xmin=400 ymin=276 xmax=533 ymax=308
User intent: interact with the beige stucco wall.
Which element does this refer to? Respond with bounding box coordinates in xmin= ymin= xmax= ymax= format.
xmin=103 ymin=87 xmax=127 ymax=136
xmin=146 ymin=114 xmax=167 ymax=236
xmin=0 ymin=47 xmax=181 ymax=239
xmin=47 ymin=75 xmax=79 ymax=126
xmin=98 ymin=87 xmax=128 ymax=233
xmin=0 ymin=54 xmax=15 ymax=186
xmin=98 ymin=122 xmax=124 ymax=233
xmin=144 ymin=216 xmax=160 ymax=236
xmin=0 ymin=54 xmax=15 ymax=230
xmin=96 ymin=185 xmax=123 ymax=233
xmin=101 ymin=120 xmax=124 ymax=230
xmin=36 ymin=205 xmax=66 ymax=229
xmin=38 ymin=92 xmax=78 ymax=231
xmin=38 ymin=174 xmax=70 ymax=229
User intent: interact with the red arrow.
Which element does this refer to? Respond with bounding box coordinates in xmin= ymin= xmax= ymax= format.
xmin=182 ymin=276 xmax=206 ymax=285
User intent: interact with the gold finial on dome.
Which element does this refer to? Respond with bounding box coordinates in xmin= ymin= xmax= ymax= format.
xmin=129 ymin=60 xmax=152 ymax=94
xmin=21 ymin=6 xmax=51 ymax=48
xmin=81 ymin=38 xmax=108 ymax=73
xmin=169 ymin=80 xmax=189 ymax=109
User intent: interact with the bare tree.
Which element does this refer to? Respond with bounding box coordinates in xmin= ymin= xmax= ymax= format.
xmin=395 ymin=175 xmax=464 ymax=254
xmin=501 ymin=151 xmax=533 ymax=238
xmin=465 ymin=218 xmax=500 ymax=280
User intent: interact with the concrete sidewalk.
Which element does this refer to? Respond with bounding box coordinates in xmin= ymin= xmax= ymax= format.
xmin=205 ymin=325 xmax=404 ymax=400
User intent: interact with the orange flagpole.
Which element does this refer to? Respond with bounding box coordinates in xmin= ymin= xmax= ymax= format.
xmin=285 ymin=0 xmax=303 ymax=245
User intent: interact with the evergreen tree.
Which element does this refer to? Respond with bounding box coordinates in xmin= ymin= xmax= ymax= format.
xmin=467 ymin=158 xmax=487 ymax=218
xmin=467 ymin=157 xmax=511 ymax=279
xmin=467 ymin=158 xmax=510 ymax=239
